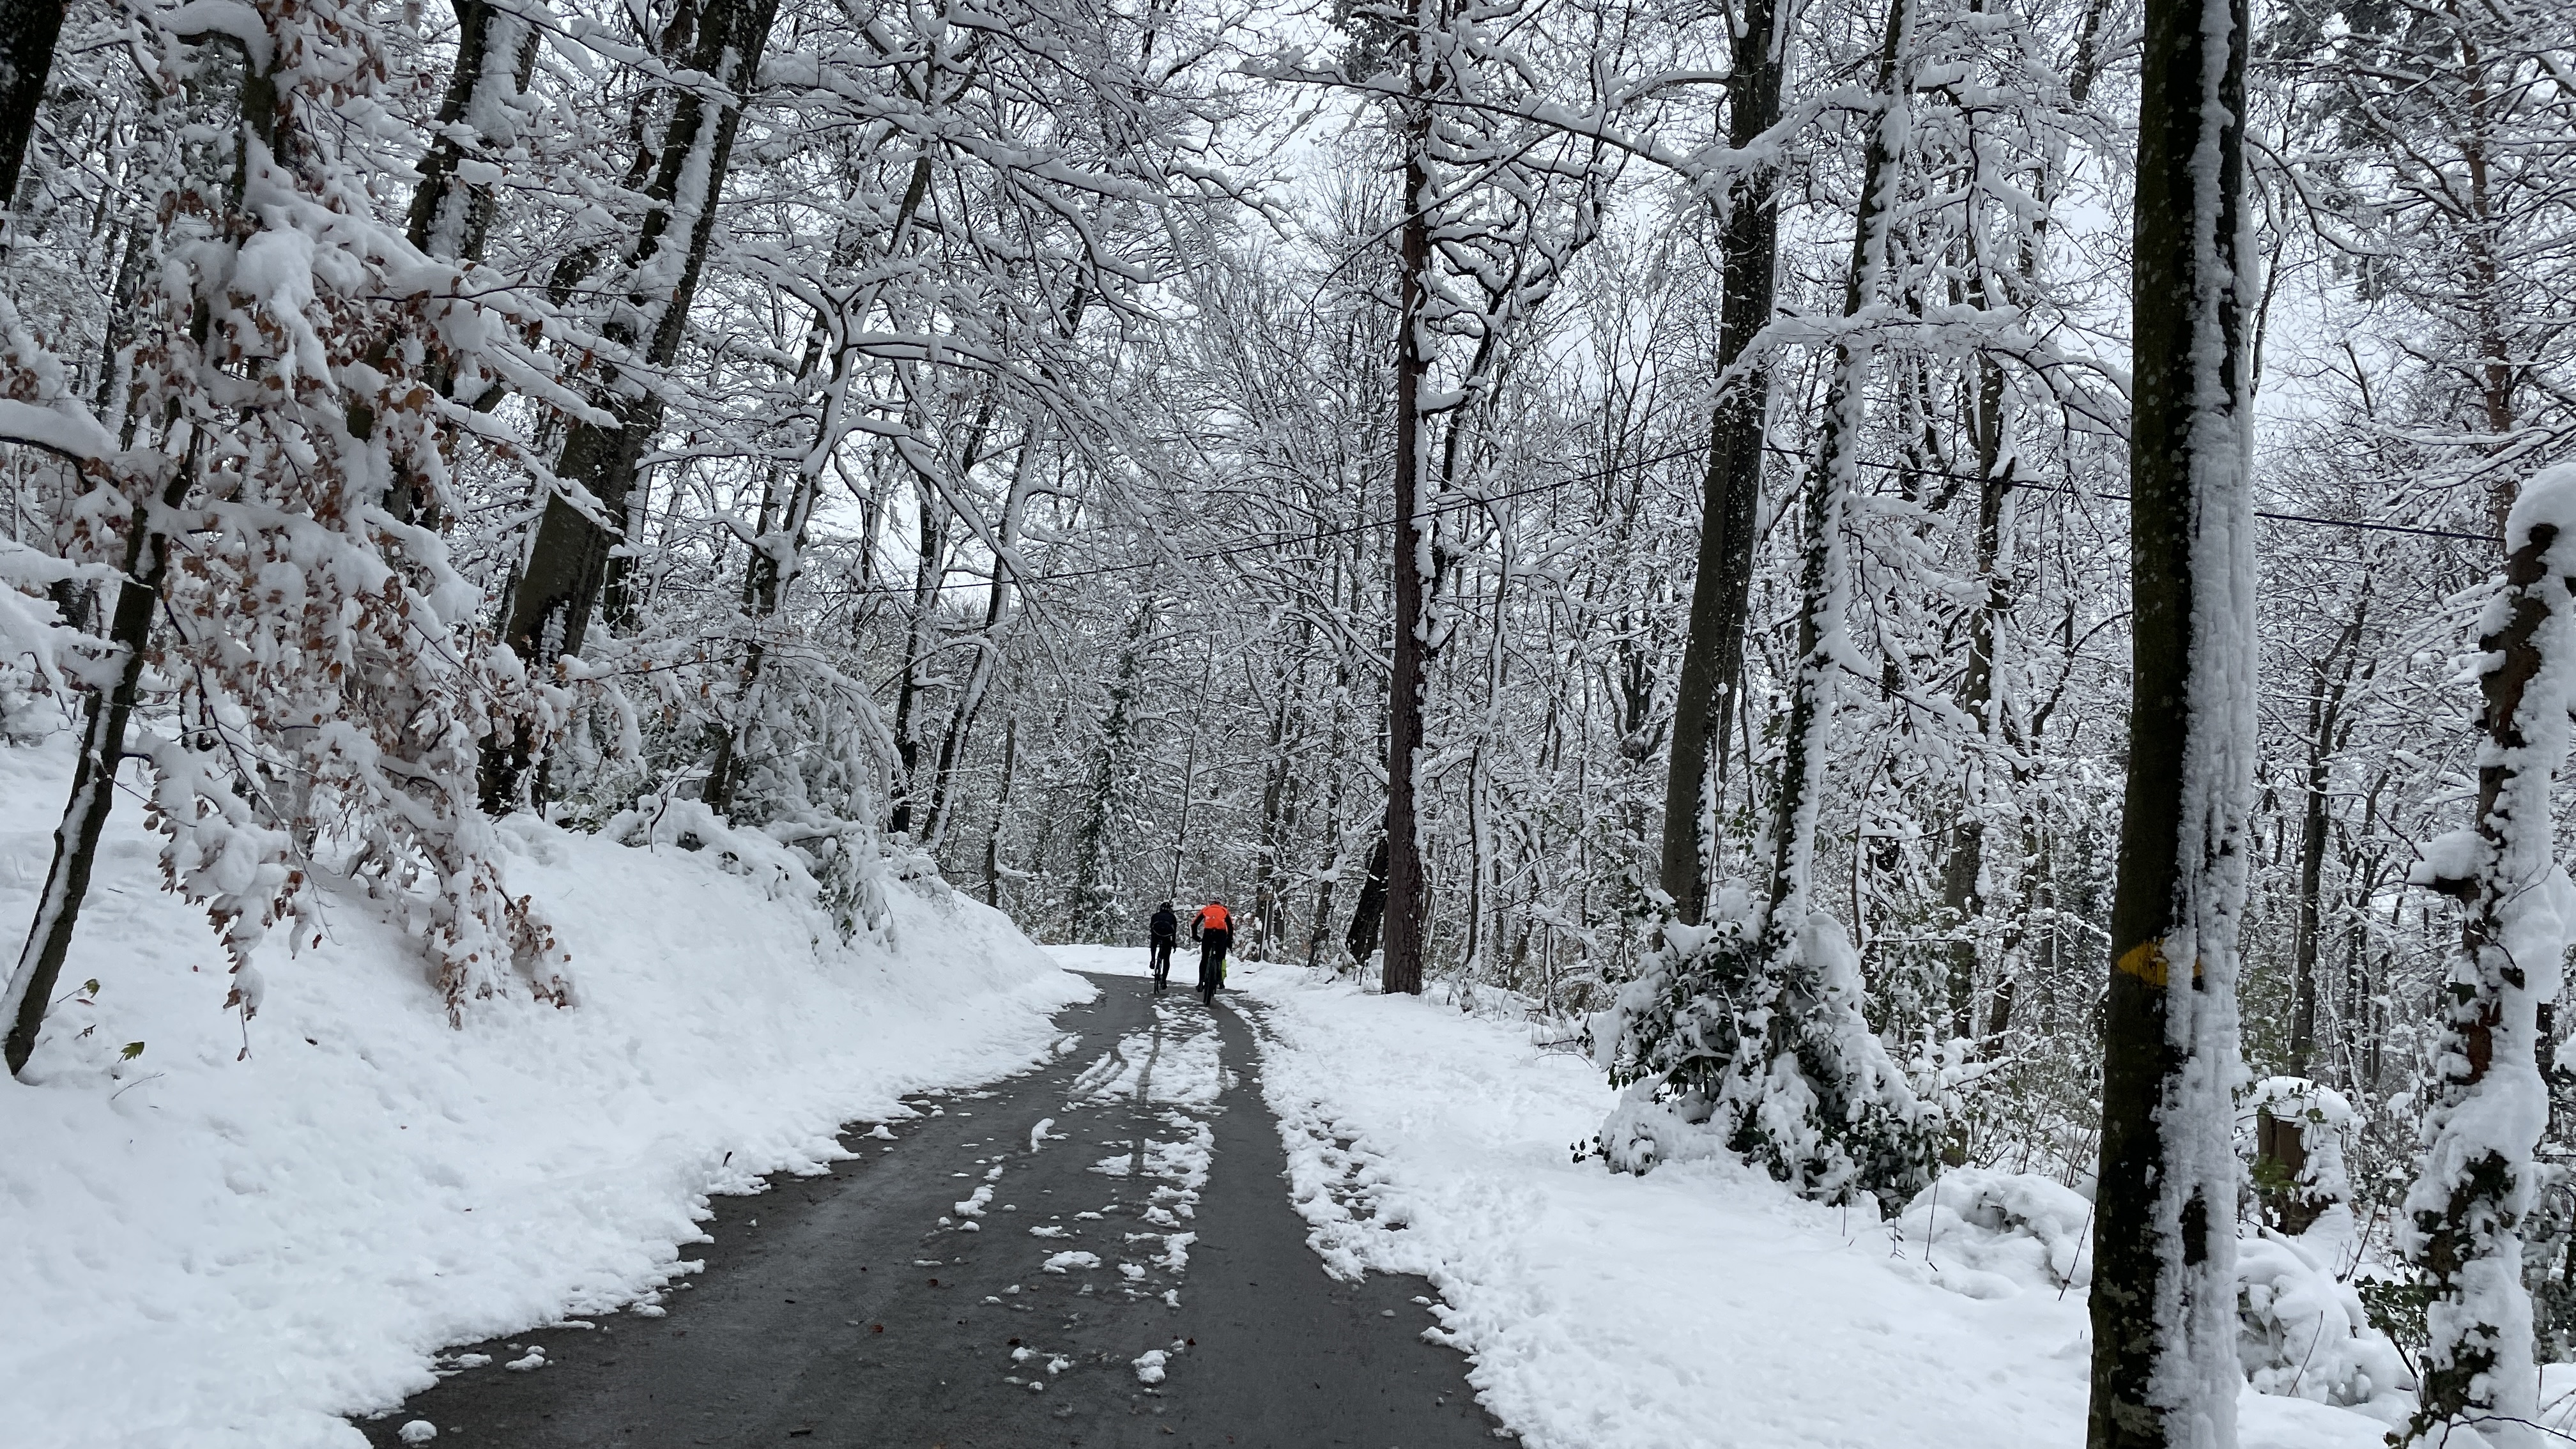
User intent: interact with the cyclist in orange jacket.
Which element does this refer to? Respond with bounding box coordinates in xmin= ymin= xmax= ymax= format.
xmin=1190 ymin=899 xmax=1234 ymax=1005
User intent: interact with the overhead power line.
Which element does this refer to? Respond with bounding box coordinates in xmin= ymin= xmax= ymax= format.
xmin=825 ymin=439 xmax=2501 ymax=602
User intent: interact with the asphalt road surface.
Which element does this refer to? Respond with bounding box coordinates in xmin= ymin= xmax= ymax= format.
xmin=355 ymin=972 xmax=1503 ymax=1449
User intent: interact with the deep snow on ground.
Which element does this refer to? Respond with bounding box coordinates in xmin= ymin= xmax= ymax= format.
xmin=0 ymin=737 xmax=1089 ymax=1449
xmin=1041 ymin=947 xmax=2392 ymax=1449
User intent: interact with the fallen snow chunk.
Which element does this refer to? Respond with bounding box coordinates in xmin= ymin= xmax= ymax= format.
xmin=1043 ymin=1251 xmax=1102 ymax=1273
xmin=452 ymin=1354 xmax=492 ymax=1369
xmin=1120 ymin=1262 xmax=1146 ymax=1280
xmin=1132 ymin=1349 xmax=1169 ymax=1384
xmin=1029 ymin=1225 xmax=1068 ymax=1238
xmin=1162 ymin=1289 xmax=1180 ymax=1308
xmin=1899 ymin=1169 xmax=2093 ymax=1292
xmin=632 ymin=1305 xmax=666 ymax=1319
xmin=954 ymin=1185 xmax=993 ymax=1217
xmin=1029 ymin=1117 xmax=1055 ymax=1152
xmin=868 ymin=1124 xmax=896 ymax=1140
xmin=1157 ymin=1232 xmax=1196 ymax=1270
xmin=398 ymin=1422 xmax=438 ymax=1445
xmin=503 ymin=1349 xmax=546 ymax=1372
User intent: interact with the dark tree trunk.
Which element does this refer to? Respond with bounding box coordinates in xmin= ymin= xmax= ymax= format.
xmin=481 ymin=0 xmax=781 ymax=811
xmin=2288 ymin=595 xmax=2365 ymax=1077
xmin=6 ymin=440 xmax=199 ymax=1075
xmin=1940 ymin=357 xmax=2009 ymax=1041
xmin=921 ymin=431 xmax=1041 ymax=849
xmin=2087 ymin=0 xmax=2254 ymax=1432
xmin=885 ymin=472 xmax=947 ymax=838
xmin=404 ymin=0 xmax=539 ymax=261
xmin=985 ymin=710 xmax=1018 ymax=910
xmin=1656 ymin=0 xmax=1785 ymax=923
xmin=0 ymin=0 xmax=64 ymax=217
xmin=1345 ymin=831 xmax=1390 ymax=971
xmin=1379 ymin=124 xmax=1432 ymax=997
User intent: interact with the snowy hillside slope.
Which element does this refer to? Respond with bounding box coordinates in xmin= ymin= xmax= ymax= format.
xmin=0 ymin=737 xmax=1089 ymax=1449
xmin=1221 ymin=955 xmax=2395 ymax=1449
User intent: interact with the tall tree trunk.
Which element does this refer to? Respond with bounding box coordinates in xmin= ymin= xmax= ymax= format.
xmin=1656 ymin=0 xmax=1786 ymax=923
xmin=404 ymin=0 xmax=541 ymax=263
xmin=480 ymin=0 xmax=781 ymax=810
xmin=1344 ymin=831 xmax=1390 ymax=970
xmin=1764 ymin=0 xmax=1908 ymax=937
xmin=1166 ymin=651 xmax=1211 ymax=903
xmin=1073 ymin=599 xmax=1153 ymax=939
xmin=885 ymin=469 xmax=948 ymax=838
xmin=2087 ymin=0 xmax=2255 ymax=1432
xmin=985 ymin=710 xmax=1018 ymax=910
xmin=5 ymin=435 xmax=199 ymax=1076
xmin=1252 ymin=671 xmax=1297 ymax=960
xmin=1940 ymin=355 xmax=2010 ymax=1042
xmin=0 ymin=0 xmax=64 ymax=220
xmin=2288 ymin=594 xmax=2366 ymax=1076
xmin=921 ymin=428 xmax=1044 ymax=849
xmin=1379 ymin=72 xmax=1434 ymax=997
xmin=703 ymin=339 xmax=875 ymax=818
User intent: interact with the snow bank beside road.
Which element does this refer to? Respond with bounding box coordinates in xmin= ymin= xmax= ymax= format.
xmin=0 ymin=738 xmax=1086 ymax=1449
xmin=1236 ymin=960 xmax=2391 ymax=1449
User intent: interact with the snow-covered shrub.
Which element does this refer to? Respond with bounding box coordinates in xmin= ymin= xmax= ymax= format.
xmin=1591 ymin=892 xmax=1938 ymax=1209
xmin=551 ymin=634 xmax=898 ymax=942
xmin=2237 ymin=1230 xmax=2412 ymax=1409
xmin=1900 ymin=1168 xmax=2092 ymax=1291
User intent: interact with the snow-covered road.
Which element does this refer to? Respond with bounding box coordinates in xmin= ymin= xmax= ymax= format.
xmin=1078 ymin=947 xmax=2394 ymax=1449
xmin=352 ymin=970 xmax=1498 ymax=1448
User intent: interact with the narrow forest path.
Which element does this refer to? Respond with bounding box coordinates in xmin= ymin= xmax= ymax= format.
xmin=354 ymin=973 xmax=1501 ymax=1449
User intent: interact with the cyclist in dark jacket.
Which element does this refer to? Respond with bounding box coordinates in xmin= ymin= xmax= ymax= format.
xmin=1147 ymin=902 xmax=1179 ymax=991
xmin=1190 ymin=900 xmax=1234 ymax=1006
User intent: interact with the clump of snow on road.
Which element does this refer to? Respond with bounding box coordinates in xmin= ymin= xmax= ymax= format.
xmin=1239 ymin=961 xmax=2391 ymax=1449
xmin=0 ymin=737 xmax=1086 ymax=1449
xmin=1131 ymin=1348 xmax=1168 ymax=1383
xmin=1043 ymin=1250 xmax=1103 ymax=1273
xmin=1068 ymin=1004 xmax=1222 ymax=1109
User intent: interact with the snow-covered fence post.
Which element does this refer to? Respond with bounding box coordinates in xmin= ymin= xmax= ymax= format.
xmin=2399 ymin=463 xmax=2576 ymax=1448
